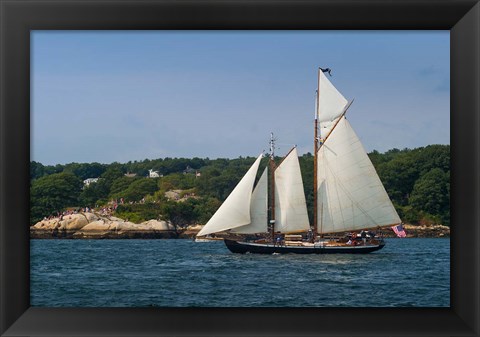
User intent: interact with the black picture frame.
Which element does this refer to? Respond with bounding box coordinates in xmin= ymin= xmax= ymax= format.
xmin=1 ymin=1 xmax=479 ymax=336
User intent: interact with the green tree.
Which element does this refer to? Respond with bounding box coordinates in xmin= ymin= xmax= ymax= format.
xmin=30 ymin=161 xmax=63 ymax=180
xmin=413 ymin=145 xmax=450 ymax=176
xmin=114 ymin=202 xmax=164 ymax=223
xmin=78 ymin=181 xmax=109 ymax=207
xmin=30 ymin=161 xmax=46 ymax=180
xmin=64 ymin=162 xmax=106 ymax=180
xmin=95 ymin=165 xmax=125 ymax=200
xmin=193 ymin=197 xmax=222 ymax=224
xmin=195 ymin=166 xmax=222 ymax=198
xmin=158 ymin=173 xmax=196 ymax=192
xmin=111 ymin=178 xmax=159 ymax=202
xmin=409 ymin=168 xmax=449 ymax=225
xmin=160 ymin=199 xmax=198 ymax=232
xmin=110 ymin=176 xmax=139 ymax=195
xmin=299 ymin=154 xmax=314 ymax=223
xmin=101 ymin=166 xmax=124 ymax=185
xmin=377 ymin=154 xmax=419 ymax=205
xmin=30 ymin=172 xmax=83 ymax=224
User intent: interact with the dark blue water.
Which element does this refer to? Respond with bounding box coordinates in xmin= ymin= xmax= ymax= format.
xmin=30 ymin=238 xmax=449 ymax=307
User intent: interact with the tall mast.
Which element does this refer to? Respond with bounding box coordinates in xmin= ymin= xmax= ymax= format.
xmin=269 ymin=132 xmax=276 ymax=241
xmin=313 ymin=68 xmax=320 ymax=236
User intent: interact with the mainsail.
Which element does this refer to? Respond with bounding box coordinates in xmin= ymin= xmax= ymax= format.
xmin=274 ymin=148 xmax=310 ymax=233
xmin=197 ymin=154 xmax=263 ymax=236
xmin=317 ymin=116 xmax=401 ymax=234
xmin=315 ymin=70 xmax=400 ymax=234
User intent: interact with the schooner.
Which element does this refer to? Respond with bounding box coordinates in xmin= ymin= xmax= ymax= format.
xmin=196 ymin=68 xmax=401 ymax=254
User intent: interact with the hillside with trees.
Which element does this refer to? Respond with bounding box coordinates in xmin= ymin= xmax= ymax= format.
xmin=30 ymin=145 xmax=450 ymax=229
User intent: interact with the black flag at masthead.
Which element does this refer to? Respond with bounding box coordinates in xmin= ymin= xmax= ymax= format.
xmin=319 ymin=67 xmax=332 ymax=76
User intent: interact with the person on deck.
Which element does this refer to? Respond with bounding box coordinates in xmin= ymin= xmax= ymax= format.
xmin=351 ymin=232 xmax=357 ymax=246
xmin=307 ymin=229 xmax=313 ymax=243
xmin=361 ymin=230 xmax=367 ymax=245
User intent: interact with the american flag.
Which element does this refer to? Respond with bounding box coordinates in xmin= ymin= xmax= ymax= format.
xmin=392 ymin=224 xmax=407 ymax=238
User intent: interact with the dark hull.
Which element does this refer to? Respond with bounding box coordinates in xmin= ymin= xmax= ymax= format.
xmin=224 ymin=239 xmax=385 ymax=254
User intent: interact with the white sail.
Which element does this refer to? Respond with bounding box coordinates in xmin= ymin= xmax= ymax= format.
xmin=274 ymin=148 xmax=310 ymax=233
xmin=317 ymin=117 xmax=401 ymax=234
xmin=318 ymin=69 xmax=348 ymax=124
xmin=231 ymin=167 xmax=269 ymax=234
xmin=320 ymin=118 xmax=339 ymax=140
xmin=319 ymin=100 xmax=354 ymax=140
xmin=197 ymin=154 xmax=263 ymax=236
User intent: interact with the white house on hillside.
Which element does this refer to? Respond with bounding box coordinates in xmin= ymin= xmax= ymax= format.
xmin=148 ymin=169 xmax=161 ymax=178
xmin=83 ymin=178 xmax=99 ymax=186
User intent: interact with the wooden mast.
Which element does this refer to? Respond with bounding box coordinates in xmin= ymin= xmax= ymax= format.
xmin=269 ymin=132 xmax=276 ymax=241
xmin=313 ymin=68 xmax=320 ymax=236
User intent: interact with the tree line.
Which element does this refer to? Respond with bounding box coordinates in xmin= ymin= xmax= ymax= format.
xmin=30 ymin=145 xmax=450 ymax=227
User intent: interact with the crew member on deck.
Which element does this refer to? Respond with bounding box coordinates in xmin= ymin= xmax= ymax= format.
xmin=275 ymin=234 xmax=282 ymax=247
xmin=361 ymin=230 xmax=367 ymax=245
xmin=307 ymin=229 xmax=313 ymax=243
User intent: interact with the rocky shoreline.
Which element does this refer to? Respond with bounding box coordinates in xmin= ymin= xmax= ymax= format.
xmin=30 ymin=213 xmax=450 ymax=239
xmin=31 ymin=212 xmax=183 ymax=239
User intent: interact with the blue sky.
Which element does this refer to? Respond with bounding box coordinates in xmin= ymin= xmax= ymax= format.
xmin=31 ymin=31 xmax=449 ymax=165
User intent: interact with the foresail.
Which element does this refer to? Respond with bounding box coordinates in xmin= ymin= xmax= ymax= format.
xmin=197 ymin=154 xmax=263 ymax=236
xmin=318 ymin=69 xmax=348 ymax=124
xmin=274 ymin=148 xmax=310 ymax=233
xmin=317 ymin=118 xmax=401 ymax=234
xmin=231 ymin=166 xmax=268 ymax=234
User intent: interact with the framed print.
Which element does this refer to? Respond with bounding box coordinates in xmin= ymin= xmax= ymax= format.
xmin=1 ymin=0 xmax=479 ymax=336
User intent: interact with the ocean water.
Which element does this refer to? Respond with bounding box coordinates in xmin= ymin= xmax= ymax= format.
xmin=30 ymin=238 xmax=450 ymax=307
